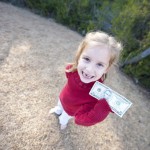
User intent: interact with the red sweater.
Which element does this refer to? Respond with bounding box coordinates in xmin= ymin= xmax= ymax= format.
xmin=59 ymin=65 xmax=113 ymax=126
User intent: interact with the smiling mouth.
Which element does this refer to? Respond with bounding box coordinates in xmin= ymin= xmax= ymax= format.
xmin=82 ymin=71 xmax=94 ymax=79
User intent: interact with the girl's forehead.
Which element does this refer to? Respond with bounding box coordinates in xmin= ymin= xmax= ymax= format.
xmin=83 ymin=44 xmax=109 ymax=54
xmin=81 ymin=44 xmax=111 ymax=64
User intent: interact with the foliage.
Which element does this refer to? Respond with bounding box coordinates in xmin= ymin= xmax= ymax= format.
xmin=112 ymin=0 xmax=150 ymax=89
xmin=123 ymin=56 xmax=150 ymax=89
xmin=24 ymin=0 xmax=114 ymax=34
xmin=0 ymin=0 xmax=26 ymax=6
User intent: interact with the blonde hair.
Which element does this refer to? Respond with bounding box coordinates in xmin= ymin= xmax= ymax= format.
xmin=67 ymin=31 xmax=122 ymax=80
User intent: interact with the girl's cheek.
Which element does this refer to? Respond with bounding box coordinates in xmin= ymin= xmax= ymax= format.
xmin=79 ymin=60 xmax=85 ymax=67
xmin=97 ymin=68 xmax=105 ymax=75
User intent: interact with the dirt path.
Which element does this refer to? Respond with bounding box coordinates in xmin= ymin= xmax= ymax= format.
xmin=0 ymin=2 xmax=150 ymax=150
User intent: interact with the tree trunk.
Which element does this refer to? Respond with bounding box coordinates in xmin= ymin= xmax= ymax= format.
xmin=121 ymin=48 xmax=150 ymax=67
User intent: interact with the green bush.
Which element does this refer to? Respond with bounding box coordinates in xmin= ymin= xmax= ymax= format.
xmin=123 ymin=56 xmax=150 ymax=89
xmin=112 ymin=0 xmax=150 ymax=89
xmin=0 ymin=0 xmax=26 ymax=6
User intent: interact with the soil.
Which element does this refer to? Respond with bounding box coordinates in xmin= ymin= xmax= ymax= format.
xmin=0 ymin=2 xmax=150 ymax=150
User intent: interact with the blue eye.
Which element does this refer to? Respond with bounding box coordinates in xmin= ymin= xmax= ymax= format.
xmin=83 ymin=57 xmax=90 ymax=62
xmin=97 ymin=63 xmax=103 ymax=67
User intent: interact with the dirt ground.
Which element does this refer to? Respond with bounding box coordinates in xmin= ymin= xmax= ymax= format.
xmin=0 ymin=2 xmax=150 ymax=150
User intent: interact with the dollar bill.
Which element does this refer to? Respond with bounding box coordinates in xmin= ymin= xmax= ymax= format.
xmin=89 ymin=81 xmax=132 ymax=117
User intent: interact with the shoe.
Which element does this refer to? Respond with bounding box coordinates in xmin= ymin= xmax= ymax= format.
xmin=60 ymin=124 xmax=67 ymax=130
xmin=49 ymin=106 xmax=62 ymax=115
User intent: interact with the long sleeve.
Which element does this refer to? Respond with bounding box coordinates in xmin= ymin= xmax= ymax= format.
xmin=74 ymin=99 xmax=112 ymax=126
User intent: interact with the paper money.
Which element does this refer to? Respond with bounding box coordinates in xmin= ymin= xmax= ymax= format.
xmin=89 ymin=81 xmax=132 ymax=117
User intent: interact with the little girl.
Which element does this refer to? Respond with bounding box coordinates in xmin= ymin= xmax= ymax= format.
xmin=49 ymin=31 xmax=122 ymax=129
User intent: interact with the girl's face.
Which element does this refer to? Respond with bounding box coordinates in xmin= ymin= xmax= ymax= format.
xmin=77 ymin=44 xmax=110 ymax=83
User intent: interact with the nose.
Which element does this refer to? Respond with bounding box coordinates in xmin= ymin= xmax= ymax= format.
xmin=85 ymin=63 xmax=94 ymax=73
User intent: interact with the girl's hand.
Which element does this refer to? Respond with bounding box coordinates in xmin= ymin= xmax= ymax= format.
xmin=74 ymin=99 xmax=112 ymax=126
